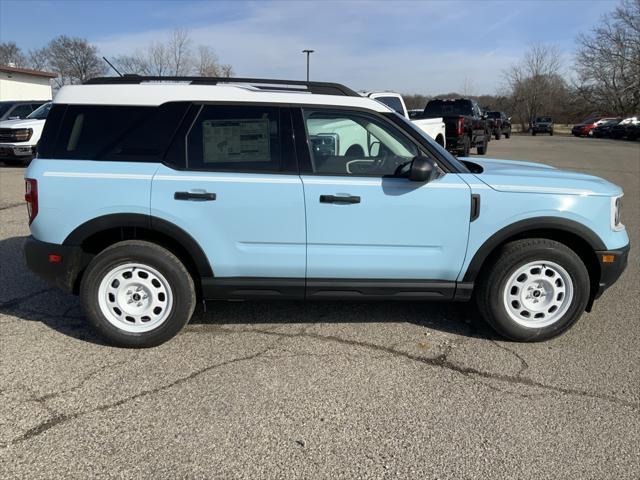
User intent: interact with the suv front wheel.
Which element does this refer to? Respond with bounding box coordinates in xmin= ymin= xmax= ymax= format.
xmin=80 ymin=240 xmax=196 ymax=347
xmin=476 ymin=239 xmax=590 ymax=341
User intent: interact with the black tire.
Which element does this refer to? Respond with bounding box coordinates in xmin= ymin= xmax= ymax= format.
xmin=476 ymin=135 xmax=488 ymax=155
xmin=80 ymin=240 xmax=196 ymax=348
xmin=532 ymin=131 xmax=537 ymax=136
xmin=461 ymin=135 xmax=470 ymax=156
xmin=475 ymin=238 xmax=590 ymax=342
xmin=550 ymin=130 xmax=554 ymax=136
xmin=505 ymin=129 xmax=511 ymax=139
xmin=495 ymin=132 xmax=501 ymax=140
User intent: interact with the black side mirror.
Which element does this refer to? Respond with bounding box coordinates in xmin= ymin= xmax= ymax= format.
xmin=408 ymin=156 xmax=438 ymax=182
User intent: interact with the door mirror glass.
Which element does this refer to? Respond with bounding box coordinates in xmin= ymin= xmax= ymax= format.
xmin=408 ymin=156 xmax=437 ymax=182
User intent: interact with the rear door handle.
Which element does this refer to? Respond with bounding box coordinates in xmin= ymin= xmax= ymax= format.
xmin=319 ymin=194 xmax=360 ymax=204
xmin=174 ymin=191 xmax=216 ymax=201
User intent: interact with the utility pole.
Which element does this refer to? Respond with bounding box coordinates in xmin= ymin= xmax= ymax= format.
xmin=302 ymin=49 xmax=314 ymax=82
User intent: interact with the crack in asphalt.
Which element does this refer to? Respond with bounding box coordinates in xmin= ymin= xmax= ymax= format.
xmin=0 ymin=346 xmax=275 ymax=449
xmin=0 ymin=288 xmax=55 ymax=309
xmin=202 ymin=325 xmax=639 ymax=410
xmin=34 ymin=359 xmax=132 ymax=403
xmin=2 ymin=321 xmax=637 ymax=449
xmin=0 ymin=202 xmax=24 ymax=212
xmin=490 ymin=340 xmax=530 ymax=377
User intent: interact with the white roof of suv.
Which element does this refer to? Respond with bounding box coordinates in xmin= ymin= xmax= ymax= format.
xmin=54 ymin=77 xmax=392 ymax=112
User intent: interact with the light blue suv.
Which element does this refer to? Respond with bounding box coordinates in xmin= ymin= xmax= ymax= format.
xmin=23 ymin=76 xmax=629 ymax=347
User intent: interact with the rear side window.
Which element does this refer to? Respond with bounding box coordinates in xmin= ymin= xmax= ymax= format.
xmin=185 ymin=105 xmax=289 ymax=172
xmin=51 ymin=103 xmax=188 ymax=161
xmin=423 ymin=100 xmax=472 ymax=117
xmin=375 ymin=96 xmax=404 ymax=115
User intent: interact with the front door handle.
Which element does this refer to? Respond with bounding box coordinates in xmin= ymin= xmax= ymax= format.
xmin=174 ymin=191 xmax=216 ymax=201
xmin=319 ymin=194 xmax=360 ymax=204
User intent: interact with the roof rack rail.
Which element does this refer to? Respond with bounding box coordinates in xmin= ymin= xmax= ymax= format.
xmin=84 ymin=75 xmax=360 ymax=97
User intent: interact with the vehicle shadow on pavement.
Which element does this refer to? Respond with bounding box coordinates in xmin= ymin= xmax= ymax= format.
xmin=0 ymin=236 xmax=497 ymax=345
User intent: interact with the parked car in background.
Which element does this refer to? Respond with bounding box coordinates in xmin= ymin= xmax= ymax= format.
xmin=0 ymin=102 xmax=51 ymax=166
xmin=531 ymin=117 xmax=554 ymax=135
xmin=362 ymin=92 xmax=446 ymax=147
xmin=421 ymin=98 xmax=489 ymax=156
xmin=0 ymin=100 xmax=48 ymax=122
xmin=23 ymin=76 xmax=628 ymax=347
xmin=486 ymin=111 xmax=511 ymax=139
xmin=571 ymin=116 xmax=620 ymax=137
xmin=610 ymin=116 xmax=639 ymax=139
xmin=592 ymin=118 xmax=622 ymax=138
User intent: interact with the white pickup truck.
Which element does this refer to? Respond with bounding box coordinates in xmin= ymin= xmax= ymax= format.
xmin=362 ymin=91 xmax=446 ymax=148
xmin=0 ymin=102 xmax=51 ymax=166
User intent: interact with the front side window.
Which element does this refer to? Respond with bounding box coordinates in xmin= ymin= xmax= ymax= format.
xmin=304 ymin=109 xmax=419 ymax=176
xmin=186 ymin=105 xmax=284 ymax=172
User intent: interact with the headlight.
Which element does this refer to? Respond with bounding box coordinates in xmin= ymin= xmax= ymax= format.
xmin=13 ymin=128 xmax=33 ymax=142
xmin=611 ymin=195 xmax=624 ymax=231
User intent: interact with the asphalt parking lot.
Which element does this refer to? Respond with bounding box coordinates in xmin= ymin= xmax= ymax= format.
xmin=1 ymin=135 xmax=638 ymax=479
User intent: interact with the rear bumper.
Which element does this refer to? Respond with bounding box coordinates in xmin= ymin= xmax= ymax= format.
xmin=24 ymin=236 xmax=89 ymax=293
xmin=593 ymin=243 xmax=630 ymax=300
xmin=445 ymin=136 xmax=465 ymax=151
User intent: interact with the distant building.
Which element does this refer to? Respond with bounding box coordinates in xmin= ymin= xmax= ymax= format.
xmin=0 ymin=65 xmax=57 ymax=101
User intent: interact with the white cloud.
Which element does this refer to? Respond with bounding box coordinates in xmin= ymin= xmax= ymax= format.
xmin=94 ymin=1 xmax=531 ymax=94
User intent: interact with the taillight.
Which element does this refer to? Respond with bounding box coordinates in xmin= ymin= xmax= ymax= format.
xmin=25 ymin=179 xmax=38 ymax=225
xmin=457 ymin=117 xmax=464 ymax=135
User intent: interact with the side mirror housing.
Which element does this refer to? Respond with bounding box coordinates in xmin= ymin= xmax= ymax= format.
xmin=408 ymin=156 xmax=438 ymax=182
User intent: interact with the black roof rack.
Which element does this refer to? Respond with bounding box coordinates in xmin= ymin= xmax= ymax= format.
xmin=84 ymin=75 xmax=360 ymax=97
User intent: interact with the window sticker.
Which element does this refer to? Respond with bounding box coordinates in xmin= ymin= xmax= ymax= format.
xmin=202 ymin=118 xmax=270 ymax=163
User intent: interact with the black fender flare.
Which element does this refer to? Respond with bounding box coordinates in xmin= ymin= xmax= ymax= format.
xmin=63 ymin=213 xmax=213 ymax=277
xmin=462 ymin=216 xmax=606 ymax=282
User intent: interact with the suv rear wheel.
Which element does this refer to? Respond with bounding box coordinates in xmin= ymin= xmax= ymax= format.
xmin=80 ymin=240 xmax=196 ymax=347
xmin=476 ymin=239 xmax=590 ymax=341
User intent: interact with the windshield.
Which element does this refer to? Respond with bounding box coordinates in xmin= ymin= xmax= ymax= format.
xmin=535 ymin=117 xmax=552 ymax=123
xmin=0 ymin=102 xmax=13 ymax=117
xmin=26 ymin=102 xmax=52 ymax=120
xmin=385 ymin=112 xmax=469 ymax=173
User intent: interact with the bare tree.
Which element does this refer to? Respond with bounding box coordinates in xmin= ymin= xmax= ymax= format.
xmin=116 ymin=29 xmax=233 ymax=77
xmin=574 ymin=0 xmax=640 ymax=115
xmin=46 ymin=35 xmax=106 ymax=87
xmin=195 ymin=45 xmax=233 ymax=77
xmin=504 ymin=44 xmax=567 ymax=130
xmin=27 ymin=47 xmax=50 ymax=71
xmin=0 ymin=41 xmax=26 ymax=66
xmin=168 ymin=28 xmax=192 ymax=76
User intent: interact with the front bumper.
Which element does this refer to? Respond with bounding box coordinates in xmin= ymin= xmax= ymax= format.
xmin=0 ymin=144 xmax=36 ymax=158
xmin=24 ymin=236 xmax=90 ymax=293
xmin=593 ymin=244 xmax=630 ymax=300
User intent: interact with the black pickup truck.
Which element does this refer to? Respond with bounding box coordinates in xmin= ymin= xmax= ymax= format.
xmin=421 ymin=98 xmax=489 ymax=156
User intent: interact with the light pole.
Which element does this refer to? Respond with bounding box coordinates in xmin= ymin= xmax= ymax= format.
xmin=302 ymin=49 xmax=314 ymax=82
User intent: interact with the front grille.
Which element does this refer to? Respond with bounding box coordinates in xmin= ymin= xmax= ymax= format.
xmin=0 ymin=129 xmax=20 ymax=142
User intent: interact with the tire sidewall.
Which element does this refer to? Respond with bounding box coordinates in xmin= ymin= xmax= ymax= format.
xmin=81 ymin=242 xmax=195 ymax=347
xmin=483 ymin=244 xmax=589 ymax=341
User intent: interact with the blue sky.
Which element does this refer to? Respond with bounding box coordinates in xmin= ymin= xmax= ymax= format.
xmin=0 ymin=0 xmax=617 ymax=94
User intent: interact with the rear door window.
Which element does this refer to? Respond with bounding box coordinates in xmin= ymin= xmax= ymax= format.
xmin=184 ymin=105 xmax=293 ymax=172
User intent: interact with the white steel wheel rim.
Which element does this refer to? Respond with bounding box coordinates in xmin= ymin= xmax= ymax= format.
xmin=503 ymin=260 xmax=574 ymax=328
xmin=97 ymin=263 xmax=174 ymax=333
